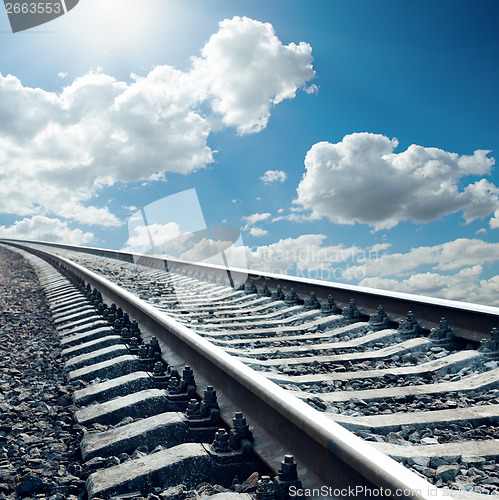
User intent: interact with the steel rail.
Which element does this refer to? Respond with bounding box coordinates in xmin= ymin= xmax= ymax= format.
xmin=1 ymin=240 xmax=455 ymax=499
xmin=2 ymin=238 xmax=498 ymax=343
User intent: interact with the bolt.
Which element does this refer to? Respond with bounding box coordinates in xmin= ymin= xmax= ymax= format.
xmin=185 ymin=399 xmax=201 ymax=419
xmin=130 ymin=320 xmax=140 ymax=336
xmin=152 ymin=360 xmax=169 ymax=388
xmin=274 ymin=455 xmax=302 ymax=500
xmin=122 ymin=313 xmax=130 ymax=326
xmin=113 ymin=319 xmax=122 ymax=334
xmin=285 ymin=288 xmax=300 ymax=305
xmin=256 ymin=476 xmax=274 ymax=499
xmin=138 ymin=344 xmax=148 ymax=359
xmin=398 ymin=310 xmax=422 ymax=336
xmin=279 ymin=455 xmax=298 ymax=481
xmin=182 ymin=366 xmax=195 ymax=385
xmin=232 ymin=412 xmax=247 ymax=431
xmin=342 ymin=299 xmax=360 ymax=320
xmin=200 ymin=386 xmax=219 ymax=418
xmin=212 ymin=429 xmax=230 ymax=453
xmin=272 ymin=285 xmax=284 ymax=301
xmin=328 ymin=295 xmax=335 ymax=306
xmin=152 ymin=361 xmax=166 ymax=377
xmin=229 ymin=412 xmax=253 ymax=451
xmin=167 ymin=372 xmax=180 ymax=394
xmin=121 ymin=326 xmax=131 ymax=339
xmin=129 ymin=337 xmax=139 ymax=355
xmin=147 ymin=345 xmax=156 ymax=360
xmin=150 ymin=337 xmax=160 ymax=352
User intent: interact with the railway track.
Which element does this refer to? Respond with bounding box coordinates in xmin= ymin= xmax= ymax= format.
xmin=1 ymin=239 xmax=499 ymax=499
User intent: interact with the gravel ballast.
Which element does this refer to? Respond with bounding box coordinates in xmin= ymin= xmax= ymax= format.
xmin=0 ymin=246 xmax=85 ymax=500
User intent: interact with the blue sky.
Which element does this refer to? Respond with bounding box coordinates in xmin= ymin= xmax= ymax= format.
xmin=1 ymin=0 xmax=498 ymax=305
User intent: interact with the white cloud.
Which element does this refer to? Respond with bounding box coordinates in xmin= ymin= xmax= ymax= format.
xmin=58 ymin=203 xmax=120 ymax=227
xmin=122 ymin=222 xmax=181 ymax=254
xmin=490 ymin=210 xmax=499 ymax=229
xmin=295 ymin=133 xmax=497 ymax=230
xmin=359 ymin=267 xmax=482 ymax=299
xmin=260 ymin=170 xmax=287 ymax=184
xmin=343 ymin=238 xmax=499 ymax=280
xmin=191 ymin=16 xmax=315 ymax=135
xmin=0 ymin=16 xmax=314 ymax=227
xmin=0 ymin=216 xmax=93 ymax=245
xmin=340 ymin=238 xmax=499 ymax=306
xmin=230 ymin=234 xmax=361 ymax=276
xmin=249 ymin=227 xmax=269 ymax=237
xmin=359 ymin=266 xmax=499 ymax=306
xmin=271 ymin=213 xmax=313 ymax=223
xmin=242 ymin=212 xmax=271 ymax=230
xmin=304 ymin=83 xmax=319 ymax=94
xmin=228 ymin=234 xmax=499 ymax=306
xmin=178 ymin=237 xmax=232 ymax=262
xmin=369 ymin=243 xmax=392 ymax=253
xmin=57 ymin=72 xmax=67 ymax=79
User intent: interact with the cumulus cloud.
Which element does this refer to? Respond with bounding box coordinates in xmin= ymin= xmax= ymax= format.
xmin=242 ymin=212 xmax=271 ymax=230
xmin=343 ymin=238 xmax=499 ymax=279
xmin=359 ymin=266 xmax=499 ymax=306
xmin=249 ymin=227 xmax=268 ymax=237
xmin=191 ymin=16 xmax=315 ymax=134
xmin=340 ymin=238 xmax=499 ymax=306
xmin=0 ymin=216 xmax=93 ymax=245
xmin=227 ymin=234 xmax=499 ymax=306
xmin=178 ymin=237 xmax=233 ymax=262
xmin=260 ymin=170 xmax=287 ymax=184
xmin=359 ymin=266 xmax=483 ymax=298
xmin=271 ymin=212 xmax=313 ymax=223
xmin=121 ymin=222 xmax=181 ymax=254
xmin=295 ymin=133 xmax=497 ymax=230
xmin=230 ymin=234 xmax=362 ymax=276
xmin=0 ymin=16 xmax=314 ymax=227
xmin=490 ymin=210 xmax=499 ymax=229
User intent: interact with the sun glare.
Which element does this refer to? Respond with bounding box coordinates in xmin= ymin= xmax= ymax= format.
xmin=60 ymin=0 xmax=169 ymax=67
